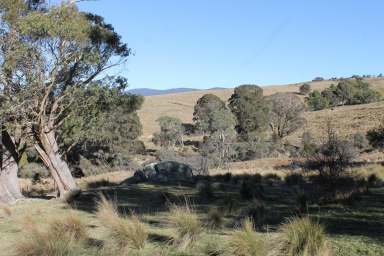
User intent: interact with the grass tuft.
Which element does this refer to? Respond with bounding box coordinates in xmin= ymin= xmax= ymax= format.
xmin=227 ymin=218 xmax=267 ymax=256
xmin=276 ymin=216 xmax=330 ymax=256
xmin=168 ymin=203 xmax=203 ymax=243
xmin=96 ymin=194 xmax=148 ymax=250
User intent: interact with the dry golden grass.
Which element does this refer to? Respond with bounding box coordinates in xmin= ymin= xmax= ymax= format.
xmin=14 ymin=212 xmax=89 ymax=256
xmin=228 ymin=218 xmax=267 ymax=256
xmin=168 ymin=203 xmax=203 ymax=244
xmin=96 ymin=194 xmax=148 ymax=250
xmin=274 ymin=216 xmax=331 ymax=256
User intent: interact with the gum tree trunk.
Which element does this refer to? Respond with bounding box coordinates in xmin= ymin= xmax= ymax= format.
xmin=0 ymin=154 xmax=22 ymax=204
xmin=35 ymin=128 xmax=80 ymax=201
xmin=0 ymin=132 xmax=22 ymax=204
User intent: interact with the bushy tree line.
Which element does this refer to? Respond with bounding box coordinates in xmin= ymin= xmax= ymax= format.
xmin=307 ymin=79 xmax=381 ymax=111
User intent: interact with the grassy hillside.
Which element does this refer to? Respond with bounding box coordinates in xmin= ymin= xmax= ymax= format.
xmin=138 ymin=78 xmax=384 ymax=142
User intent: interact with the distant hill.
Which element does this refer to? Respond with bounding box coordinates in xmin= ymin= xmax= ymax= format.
xmin=128 ymin=87 xmax=228 ymax=96
xmin=128 ymin=88 xmax=198 ymax=96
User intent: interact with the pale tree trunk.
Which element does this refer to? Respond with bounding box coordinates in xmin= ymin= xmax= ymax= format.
xmin=35 ymin=128 xmax=80 ymax=201
xmin=0 ymin=132 xmax=23 ymax=204
xmin=0 ymin=153 xmax=22 ymax=204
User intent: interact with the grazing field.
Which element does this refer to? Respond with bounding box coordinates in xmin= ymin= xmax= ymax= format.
xmin=1 ymin=165 xmax=383 ymax=255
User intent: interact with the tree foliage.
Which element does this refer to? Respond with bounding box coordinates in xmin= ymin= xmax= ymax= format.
xmin=307 ymin=79 xmax=380 ymax=111
xmin=229 ymin=85 xmax=269 ymax=140
xmin=193 ymin=94 xmax=227 ymax=134
xmin=153 ymin=116 xmax=184 ymax=149
xmin=60 ymin=77 xmax=144 ymax=163
xmin=0 ymin=1 xmax=134 ymax=197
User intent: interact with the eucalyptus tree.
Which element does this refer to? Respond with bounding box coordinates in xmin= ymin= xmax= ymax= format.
xmin=194 ymin=94 xmax=237 ymax=167
xmin=0 ymin=1 xmax=132 ymax=199
xmin=228 ymin=85 xmax=270 ymax=140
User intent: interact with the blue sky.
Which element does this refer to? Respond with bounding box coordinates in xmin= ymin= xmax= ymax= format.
xmin=77 ymin=0 xmax=384 ymax=89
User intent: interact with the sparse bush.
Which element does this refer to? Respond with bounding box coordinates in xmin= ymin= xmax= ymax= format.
xmin=227 ymin=218 xmax=267 ymax=256
xmin=353 ymin=132 xmax=369 ymax=150
xmin=304 ymin=125 xmax=357 ymax=181
xmin=96 ymin=195 xmax=148 ymax=250
xmin=276 ymin=217 xmax=329 ymax=256
xmin=168 ymin=204 xmax=203 ymax=243
xmin=301 ymin=131 xmax=318 ymax=156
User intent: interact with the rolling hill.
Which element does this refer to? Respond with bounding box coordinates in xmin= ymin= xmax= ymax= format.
xmin=138 ymin=77 xmax=384 ymax=143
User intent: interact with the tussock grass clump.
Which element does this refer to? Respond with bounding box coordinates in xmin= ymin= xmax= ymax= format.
xmin=276 ymin=216 xmax=330 ymax=256
xmin=168 ymin=203 xmax=203 ymax=243
xmin=207 ymin=208 xmax=223 ymax=229
xmin=14 ymin=213 xmax=89 ymax=256
xmin=96 ymin=194 xmax=148 ymax=250
xmin=228 ymin=218 xmax=267 ymax=256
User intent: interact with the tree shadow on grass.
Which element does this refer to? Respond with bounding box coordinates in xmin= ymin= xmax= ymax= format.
xmin=71 ymin=174 xmax=384 ymax=242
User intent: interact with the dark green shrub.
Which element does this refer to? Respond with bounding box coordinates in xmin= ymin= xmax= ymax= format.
xmin=306 ymin=90 xmax=329 ymax=111
xmin=367 ymin=124 xmax=384 ymax=149
xmin=285 ymin=173 xmax=305 ymax=187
